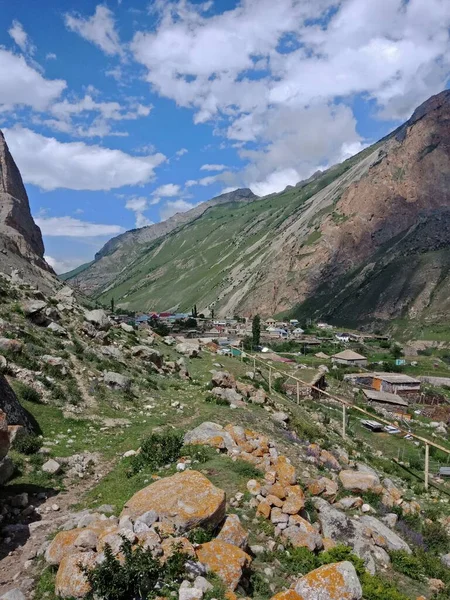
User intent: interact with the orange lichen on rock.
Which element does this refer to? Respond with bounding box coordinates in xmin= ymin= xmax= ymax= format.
xmin=54 ymin=551 xmax=96 ymax=598
xmin=196 ymin=539 xmax=252 ymax=590
xmin=283 ymin=486 xmax=305 ymax=514
xmin=294 ymin=561 xmax=362 ymax=600
xmin=217 ymin=514 xmax=248 ymax=549
xmin=120 ymin=470 xmax=226 ymax=531
xmin=161 ymin=536 xmax=195 ymax=559
xmin=270 ymin=591 xmax=303 ymax=600
xmin=45 ymin=529 xmax=81 ymax=566
xmin=275 ymin=456 xmax=297 ymax=487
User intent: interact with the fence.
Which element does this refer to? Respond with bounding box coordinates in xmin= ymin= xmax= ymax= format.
xmin=233 ymin=346 xmax=450 ymax=491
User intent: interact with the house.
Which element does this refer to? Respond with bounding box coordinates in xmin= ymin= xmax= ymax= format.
xmin=315 ymin=351 xmax=330 ymax=359
xmin=335 ymin=332 xmax=350 ymax=343
xmin=292 ymin=327 xmax=305 ymax=337
xmin=266 ymin=327 xmax=289 ymax=338
xmin=332 ymin=350 xmax=367 ymax=367
xmin=289 ymin=319 xmax=299 ymax=326
xmin=265 ymin=318 xmax=276 ymax=327
xmin=345 ymin=372 xmax=421 ymax=395
xmin=317 ymin=322 xmax=332 ymax=329
xmin=362 ymin=389 xmax=409 ymax=408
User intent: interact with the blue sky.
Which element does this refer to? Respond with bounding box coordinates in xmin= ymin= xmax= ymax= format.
xmin=0 ymin=0 xmax=449 ymax=272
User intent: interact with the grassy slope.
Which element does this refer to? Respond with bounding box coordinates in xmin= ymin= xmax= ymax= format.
xmin=59 ymin=261 xmax=93 ymax=281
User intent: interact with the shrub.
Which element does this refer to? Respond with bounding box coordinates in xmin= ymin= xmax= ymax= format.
xmin=82 ymin=538 xmax=188 ymax=600
xmin=278 ymin=546 xmax=319 ymax=575
xmin=360 ymin=573 xmax=410 ymax=600
xmin=128 ymin=431 xmax=184 ymax=475
xmin=187 ymin=526 xmax=215 ymax=544
xmin=12 ymin=434 xmax=42 ymax=455
xmin=205 ymin=394 xmax=229 ymax=406
xmin=229 ymin=459 xmax=262 ymax=479
xmin=389 ymin=550 xmax=425 ymax=581
xmin=13 ymin=381 xmax=42 ymax=404
xmin=181 ymin=444 xmax=216 ymax=464
xmin=249 ymin=572 xmax=271 ymax=599
xmin=423 ymin=521 xmax=450 ymax=554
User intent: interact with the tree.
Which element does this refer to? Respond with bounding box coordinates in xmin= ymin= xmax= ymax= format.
xmin=211 ymin=308 xmax=215 ymax=320
xmin=252 ymin=314 xmax=261 ymax=348
xmin=192 ymin=305 xmax=198 ymax=318
xmin=111 ymin=297 xmax=115 ymax=313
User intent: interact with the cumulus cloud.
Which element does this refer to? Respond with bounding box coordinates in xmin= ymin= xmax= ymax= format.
xmin=4 ymin=127 xmax=166 ymax=191
xmin=45 ymin=255 xmax=89 ymax=274
xmin=131 ymin=0 xmax=450 ymax=194
xmin=185 ymin=175 xmax=218 ymax=188
xmin=9 ymin=20 xmax=34 ymax=55
xmin=200 ymin=164 xmax=227 ymax=171
xmin=125 ymin=196 xmax=154 ymax=228
xmin=160 ymin=199 xmax=195 ymax=221
xmin=176 ymin=148 xmax=188 ymax=157
xmin=0 ymin=50 xmax=66 ymax=112
xmin=152 ymin=183 xmax=181 ymax=197
xmin=65 ymin=5 xmax=123 ymax=56
xmin=37 ymin=216 xmax=125 ymax=237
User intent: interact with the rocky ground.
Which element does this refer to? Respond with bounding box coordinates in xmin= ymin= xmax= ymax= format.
xmin=0 ymin=274 xmax=450 ymax=599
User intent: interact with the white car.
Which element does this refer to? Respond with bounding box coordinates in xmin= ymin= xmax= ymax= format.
xmin=384 ymin=425 xmax=401 ymax=434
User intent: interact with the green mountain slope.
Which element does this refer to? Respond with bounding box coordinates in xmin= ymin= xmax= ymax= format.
xmin=60 ymin=261 xmax=93 ymax=281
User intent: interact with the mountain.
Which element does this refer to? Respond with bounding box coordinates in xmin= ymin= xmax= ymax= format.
xmin=66 ymin=91 xmax=450 ymax=327
xmin=65 ymin=187 xmax=257 ymax=295
xmin=0 ymin=131 xmax=56 ymax=294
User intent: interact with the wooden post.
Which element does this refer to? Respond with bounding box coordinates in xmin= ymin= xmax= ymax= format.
xmin=253 ymin=356 xmax=256 ymax=378
xmin=342 ymin=404 xmax=347 ymax=439
xmin=425 ymin=443 xmax=429 ymax=491
xmin=240 ymin=342 xmax=243 ymax=362
xmin=269 ymin=366 xmax=272 ymax=393
xmin=296 ymin=381 xmax=300 ymax=404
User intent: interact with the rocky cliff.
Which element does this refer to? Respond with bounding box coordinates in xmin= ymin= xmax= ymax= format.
xmin=0 ymin=131 xmax=56 ymax=294
xmin=66 ymin=91 xmax=450 ymax=327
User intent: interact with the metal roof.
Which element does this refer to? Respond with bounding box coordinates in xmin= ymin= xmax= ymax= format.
xmin=362 ymin=389 xmax=409 ymax=406
xmin=332 ymin=350 xmax=367 ymax=360
xmin=346 ymin=372 xmax=420 ymax=384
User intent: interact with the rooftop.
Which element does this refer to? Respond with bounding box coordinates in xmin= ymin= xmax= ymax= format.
xmin=346 ymin=372 xmax=421 ymax=384
xmin=332 ymin=350 xmax=367 ymax=361
xmin=362 ymin=389 xmax=409 ymax=406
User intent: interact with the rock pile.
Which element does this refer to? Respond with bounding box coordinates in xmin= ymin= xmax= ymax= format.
xmin=209 ymin=370 xmax=267 ymax=406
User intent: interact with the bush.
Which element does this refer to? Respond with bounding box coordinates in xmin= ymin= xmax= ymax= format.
xmin=229 ymin=459 xmax=263 ymax=479
xmin=12 ymin=434 xmax=42 ymax=455
xmin=13 ymin=381 xmax=42 ymax=404
xmin=249 ymin=571 xmax=272 ymax=599
xmin=423 ymin=521 xmax=450 ymax=554
xmin=128 ymin=431 xmax=184 ymax=475
xmin=181 ymin=444 xmax=216 ymax=464
xmin=278 ymin=546 xmax=318 ymax=576
xmin=187 ymin=526 xmax=216 ymax=544
xmin=389 ymin=550 xmax=425 ymax=581
xmin=82 ymin=537 xmax=188 ymax=600
xmin=205 ymin=394 xmax=230 ymax=406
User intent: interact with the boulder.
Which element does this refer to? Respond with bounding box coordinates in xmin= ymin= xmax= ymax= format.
xmin=54 ymin=286 xmax=75 ymax=308
xmin=217 ymin=514 xmax=248 ymax=549
xmin=250 ymin=388 xmax=267 ymax=404
xmin=47 ymin=322 xmax=67 ymax=336
xmin=275 ymin=455 xmax=297 ymax=486
xmin=0 ymin=338 xmax=22 ymax=353
xmin=282 ymin=517 xmax=322 ymax=551
xmin=359 ymin=516 xmax=412 ymax=553
xmin=131 ymin=346 xmax=163 ymax=368
xmin=176 ymin=343 xmax=200 ymax=358
xmin=0 ymin=456 xmax=14 ymax=485
xmin=184 ymin=422 xmax=237 ymax=452
xmin=272 ymin=411 xmax=289 ymax=424
xmin=84 ymin=309 xmax=110 ymax=330
xmin=441 ymin=553 xmax=450 ymax=568
xmin=121 ymin=470 xmax=226 ymax=532
xmin=101 ymin=346 xmax=123 ymax=360
xmin=22 ymin=300 xmax=47 ymax=318
xmin=0 ymin=590 xmax=26 ymax=600
xmin=45 ymin=529 xmax=80 ymax=565
xmin=339 ymin=470 xmax=380 ymax=492
xmin=0 ymin=410 xmax=10 ymax=461
xmin=104 ymin=371 xmax=131 ymax=391
xmin=294 ymin=561 xmax=362 ymax=600
xmin=54 ymin=551 xmax=96 ymax=598
xmin=196 ymin=539 xmax=251 ymax=590
xmin=211 ymin=371 xmax=236 ymax=389
xmin=211 ymin=387 xmax=243 ymax=404
xmin=120 ymin=322 xmax=134 ymax=333
xmin=0 ymin=374 xmax=34 ymax=431
xmin=269 ymin=592 xmax=302 ymax=600
xmin=42 ymin=355 xmax=69 ymax=373
xmin=42 ymin=458 xmax=62 ymax=475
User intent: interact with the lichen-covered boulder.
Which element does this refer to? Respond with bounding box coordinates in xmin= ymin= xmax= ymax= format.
xmin=339 ymin=470 xmax=380 ymax=492
xmin=294 ymin=561 xmax=362 ymax=600
xmin=282 ymin=516 xmax=323 ymax=551
xmin=54 ymin=551 xmax=96 ymax=598
xmin=275 ymin=455 xmax=296 ymax=487
xmin=196 ymin=539 xmax=251 ymax=590
xmin=269 ymin=591 xmax=302 ymax=600
xmin=121 ymin=470 xmax=226 ymax=532
xmin=45 ymin=529 xmax=80 ymax=565
xmin=217 ymin=514 xmax=248 ymax=549
xmin=184 ymin=422 xmax=236 ymax=452
xmin=283 ymin=486 xmax=305 ymax=514
xmin=211 ymin=371 xmax=236 ymax=389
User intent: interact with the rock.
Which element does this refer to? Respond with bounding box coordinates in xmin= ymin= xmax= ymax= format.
xmin=162 ymin=536 xmax=196 ymax=559
xmin=217 ymin=514 xmax=248 ymax=549
xmin=0 ymin=590 xmax=26 ymax=600
xmin=359 ymin=516 xmax=412 ymax=553
xmin=0 ymin=373 xmax=35 ymax=432
xmin=179 ymin=587 xmax=203 ymax=600
xmin=0 ymin=410 xmax=10 ymax=461
xmin=275 ymin=455 xmax=297 ymax=486
xmin=0 ymin=338 xmax=22 ymax=353
xmin=381 ymin=513 xmax=398 ymax=529
xmin=194 ymin=576 xmax=213 ymax=593
xmin=272 ymin=411 xmax=289 ymax=424
xmin=211 ymin=370 xmax=236 ymax=388
xmin=42 ymin=458 xmax=62 ymax=475
xmin=136 ymin=510 xmax=159 ymax=527
xmin=294 ymin=561 xmax=362 ymax=600
xmin=74 ymin=529 xmax=98 ymax=550
xmin=101 ymin=346 xmax=123 ymax=360
xmin=121 ymin=470 xmax=226 ymax=532
xmin=163 ymin=336 xmax=176 ymax=345
xmin=308 ymin=477 xmax=338 ymax=497
xmin=196 ymin=539 xmax=251 ymax=590
xmin=47 ymin=322 xmax=67 ymax=336
xmin=45 ymin=529 xmax=80 ymax=565
xmin=283 ymin=517 xmax=323 ymax=551
xmin=441 ymin=553 xmax=450 ymax=568
xmin=184 ymin=422 xmax=236 ymax=452
xmin=22 ymin=299 xmax=47 ymax=317
xmin=84 ymin=309 xmax=110 ymax=330
xmin=42 ymin=355 xmax=69 ymax=372
xmin=120 ymin=322 xmax=134 ymax=333
xmin=176 ymin=343 xmax=200 ymax=358
xmin=54 ymin=551 xmax=96 ymax=598
xmin=104 ymin=371 xmax=131 ymax=391
xmin=335 ymin=497 xmax=363 ymax=510
xmin=250 ymin=388 xmax=267 ymax=404
xmin=54 ymin=286 xmax=75 ymax=309
xmin=283 ymin=486 xmax=305 ymax=514
xmin=339 ymin=470 xmax=380 ymax=492
xmin=211 ymin=387 xmax=243 ymax=404
xmin=269 ymin=592 xmax=302 ymax=600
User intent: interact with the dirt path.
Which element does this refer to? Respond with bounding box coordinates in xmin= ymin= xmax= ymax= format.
xmin=69 ymin=355 xmax=97 ymax=409
xmin=0 ymin=458 xmax=111 ymax=596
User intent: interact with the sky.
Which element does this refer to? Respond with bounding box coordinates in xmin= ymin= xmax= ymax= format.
xmin=0 ymin=0 xmax=449 ymax=273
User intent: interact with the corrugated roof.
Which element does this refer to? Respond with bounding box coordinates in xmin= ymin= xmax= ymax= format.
xmin=332 ymin=350 xmax=367 ymax=360
xmin=345 ymin=372 xmax=420 ymax=384
xmin=362 ymin=389 xmax=409 ymax=406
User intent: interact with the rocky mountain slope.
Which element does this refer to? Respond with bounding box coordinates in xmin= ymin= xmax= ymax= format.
xmin=0 ymin=131 xmax=57 ymax=295
xmin=65 ymin=187 xmax=257 ymax=295
xmin=66 ymin=91 xmax=450 ymax=328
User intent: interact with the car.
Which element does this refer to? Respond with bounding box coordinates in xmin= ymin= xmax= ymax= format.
xmin=384 ymin=425 xmax=401 ymax=434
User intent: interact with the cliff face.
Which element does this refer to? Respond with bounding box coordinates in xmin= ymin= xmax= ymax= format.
xmin=67 ymin=91 xmax=450 ymax=327
xmin=0 ymin=131 xmax=56 ymax=292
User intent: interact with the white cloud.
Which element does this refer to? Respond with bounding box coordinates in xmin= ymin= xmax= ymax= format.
xmin=152 ymin=183 xmax=181 ymax=197
xmin=185 ymin=175 xmax=218 ymax=188
xmin=0 ymin=50 xmax=66 ymax=112
xmin=4 ymin=127 xmax=166 ymax=191
xmin=65 ymin=5 xmax=123 ymax=56
xmin=45 ymin=255 xmax=88 ymax=274
xmin=46 ymin=53 xmax=57 ymax=60
xmin=9 ymin=21 xmax=34 ymax=55
xmin=176 ymin=148 xmax=188 ymax=157
xmin=200 ymin=164 xmax=227 ymax=171
xmin=37 ymin=216 xmax=125 ymax=237
xmin=160 ymin=199 xmax=195 ymax=221
xmin=125 ymin=196 xmax=154 ymax=228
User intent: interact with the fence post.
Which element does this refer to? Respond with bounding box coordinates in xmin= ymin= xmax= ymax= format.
xmin=342 ymin=404 xmax=347 ymax=439
xmin=425 ymin=443 xmax=429 ymax=490
xmin=253 ymin=356 xmax=256 ymax=378
xmin=269 ymin=366 xmax=272 ymax=393
xmin=296 ymin=381 xmax=300 ymax=404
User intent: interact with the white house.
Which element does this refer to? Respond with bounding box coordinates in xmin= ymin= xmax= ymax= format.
xmin=335 ymin=332 xmax=350 ymax=342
